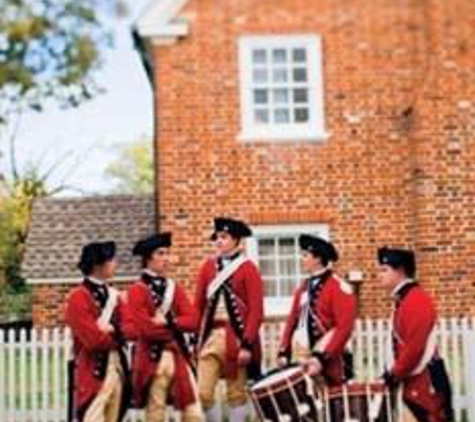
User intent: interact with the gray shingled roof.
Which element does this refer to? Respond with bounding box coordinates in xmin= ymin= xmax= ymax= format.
xmin=23 ymin=195 xmax=155 ymax=282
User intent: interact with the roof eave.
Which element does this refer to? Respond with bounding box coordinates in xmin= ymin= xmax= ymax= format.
xmin=132 ymin=0 xmax=191 ymax=83
xmin=137 ymin=21 xmax=189 ymax=40
xmin=26 ymin=275 xmax=136 ymax=285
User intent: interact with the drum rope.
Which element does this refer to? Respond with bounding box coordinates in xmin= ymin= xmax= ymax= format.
xmin=285 ymin=378 xmax=310 ymax=419
xmin=305 ymin=375 xmax=325 ymax=421
xmin=343 ymin=384 xmax=351 ymax=420
xmin=366 ymin=384 xmax=373 ymax=422
xmin=249 ymin=390 xmax=266 ymax=422
xmin=386 ymin=387 xmax=394 ymax=422
xmin=324 ymin=386 xmax=331 ymax=422
xmin=267 ymin=385 xmax=288 ymax=422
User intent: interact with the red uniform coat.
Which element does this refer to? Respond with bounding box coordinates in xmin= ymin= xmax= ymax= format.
xmin=194 ymin=257 xmax=264 ymax=379
xmin=390 ymin=282 xmax=446 ymax=420
xmin=65 ymin=283 xmax=128 ymax=420
xmin=127 ymin=278 xmax=198 ymax=410
xmin=279 ymin=272 xmax=357 ymax=386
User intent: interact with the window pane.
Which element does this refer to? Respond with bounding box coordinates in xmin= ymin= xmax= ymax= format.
xmin=272 ymin=68 xmax=288 ymax=83
xmin=278 ymin=237 xmax=296 ymax=255
xmin=292 ymin=48 xmax=307 ymax=63
xmin=254 ymin=89 xmax=268 ymax=104
xmin=253 ymin=49 xmax=267 ymax=64
xmin=259 ymin=259 xmax=277 ymax=277
xmin=281 ymin=277 xmax=298 ymax=296
xmin=258 ymin=238 xmax=275 ymax=256
xmin=254 ymin=109 xmax=269 ymax=124
xmin=295 ymin=108 xmax=309 ymax=122
xmin=293 ymin=67 xmax=308 ymax=82
xmin=272 ymin=49 xmax=287 ymax=64
xmin=293 ymin=88 xmax=308 ymax=104
xmin=274 ymin=108 xmax=290 ymax=123
xmin=273 ymin=89 xmax=289 ymax=104
xmin=279 ymin=258 xmax=297 ymax=277
xmin=264 ymin=277 xmax=278 ymax=297
xmin=253 ymin=68 xmax=268 ymax=83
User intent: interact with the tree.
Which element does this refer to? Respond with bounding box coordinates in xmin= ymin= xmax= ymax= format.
xmin=0 ymin=156 xmax=82 ymax=290
xmin=105 ymin=140 xmax=154 ymax=194
xmin=0 ymin=0 xmax=122 ymax=127
xmin=0 ymin=0 xmax=127 ymax=289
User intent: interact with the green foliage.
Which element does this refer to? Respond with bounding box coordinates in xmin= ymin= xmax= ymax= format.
xmin=105 ymin=140 xmax=154 ymax=194
xmin=0 ymin=0 xmax=116 ymax=125
xmin=0 ymin=283 xmax=32 ymax=321
xmin=0 ymin=169 xmax=48 ymax=290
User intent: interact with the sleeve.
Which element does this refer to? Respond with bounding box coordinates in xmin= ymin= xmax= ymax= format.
xmin=242 ymin=261 xmax=264 ymax=345
xmin=171 ymin=285 xmax=198 ymax=333
xmin=322 ymin=280 xmax=357 ymax=359
xmin=116 ymin=291 xmax=137 ymax=342
xmin=194 ymin=260 xmax=211 ymax=331
xmin=128 ymin=284 xmax=173 ymax=342
xmin=65 ymin=289 xmax=116 ymax=351
xmin=278 ymin=287 xmax=302 ymax=359
xmin=391 ymin=292 xmax=436 ymax=379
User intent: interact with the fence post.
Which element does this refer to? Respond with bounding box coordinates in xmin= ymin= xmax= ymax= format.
xmin=0 ymin=330 xmax=4 ymax=421
xmin=464 ymin=318 xmax=475 ymax=421
xmin=31 ymin=329 xmax=38 ymax=422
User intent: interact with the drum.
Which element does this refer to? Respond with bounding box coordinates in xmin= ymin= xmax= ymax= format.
xmin=323 ymin=382 xmax=396 ymax=422
xmin=249 ymin=366 xmax=324 ymax=422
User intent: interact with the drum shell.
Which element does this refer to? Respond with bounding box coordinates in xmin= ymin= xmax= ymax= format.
xmin=324 ymin=383 xmax=396 ymax=422
xmin=250 ymin=367 xmax=323 ymax=422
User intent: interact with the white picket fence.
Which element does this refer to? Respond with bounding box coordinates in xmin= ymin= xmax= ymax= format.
xmin=0 ymin=317 xmax=474 ymax=422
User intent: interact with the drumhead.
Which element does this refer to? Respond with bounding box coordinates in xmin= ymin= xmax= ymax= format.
xmin=251 ymin=366 xmax=303 ymax=390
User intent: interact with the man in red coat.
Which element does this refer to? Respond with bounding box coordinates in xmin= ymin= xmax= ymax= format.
xmin=65 ymin=241 xmax=131 ymax=422
xmin=277 ymin=235 xmax=357 ymax=386
xmin=378 ymin=247 xmax=454 ymax=422
xmin=127 ymin=233 xmax=203 ymax=422
xmin=195 ymin=217 xmax=264 ymax=422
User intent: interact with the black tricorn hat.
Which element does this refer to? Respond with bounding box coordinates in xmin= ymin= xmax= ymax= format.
xmin=132 ymin=233 xmax=172 ymax=257
xmin=78 ymin=241 xmax=116 ymax=276
xmin=377 ymin=247 xmax=416 ymax=277
xmin=299 ymin=234 xmax=339 ymax=265
xmin=210 ymin=217 xmax=252 ymax=241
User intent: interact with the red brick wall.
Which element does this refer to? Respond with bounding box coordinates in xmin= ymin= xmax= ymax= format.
xmin=32 ymin=284 xmax=72 ymax=327
xmin=405 ymin=0 xmax=475 ymax=316
xmin=146 ymin=0 xmax=475 ymax=319
xmin=32 ymin=281 xmax=134 ymax=327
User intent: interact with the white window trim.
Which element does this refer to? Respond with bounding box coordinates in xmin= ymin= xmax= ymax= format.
xmin=238 ymin=34 xmax=328 ymax=142
xmin=246 ymin=223 xmax=329 ymax=317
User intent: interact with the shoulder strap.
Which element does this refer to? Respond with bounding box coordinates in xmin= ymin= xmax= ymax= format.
xmin=206 ymin=255 xmax=248 ymax=299
xmin=158 ymin=278 xmax=176 ymax=316
xmin=97 ymin=287 xmax=119 ymax=325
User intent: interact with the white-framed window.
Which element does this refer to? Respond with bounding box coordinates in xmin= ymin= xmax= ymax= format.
xmin=238 ymin=35 xmax=327 ymax=142
xmin=246 ymin=224 xmax=329 ymax=316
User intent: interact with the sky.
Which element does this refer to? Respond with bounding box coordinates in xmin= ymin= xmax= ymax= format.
xmin=0 ymin=0 xmax=153 ymax=196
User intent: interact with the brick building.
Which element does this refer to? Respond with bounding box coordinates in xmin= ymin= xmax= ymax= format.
xmin=133 ymin=0 xmax=475 ymax=318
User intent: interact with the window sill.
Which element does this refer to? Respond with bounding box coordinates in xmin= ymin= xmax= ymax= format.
xmin=264 ymin=298 xmax=294 ymax=317
xmin=238 ymin=130 xmax=330 ymax=143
